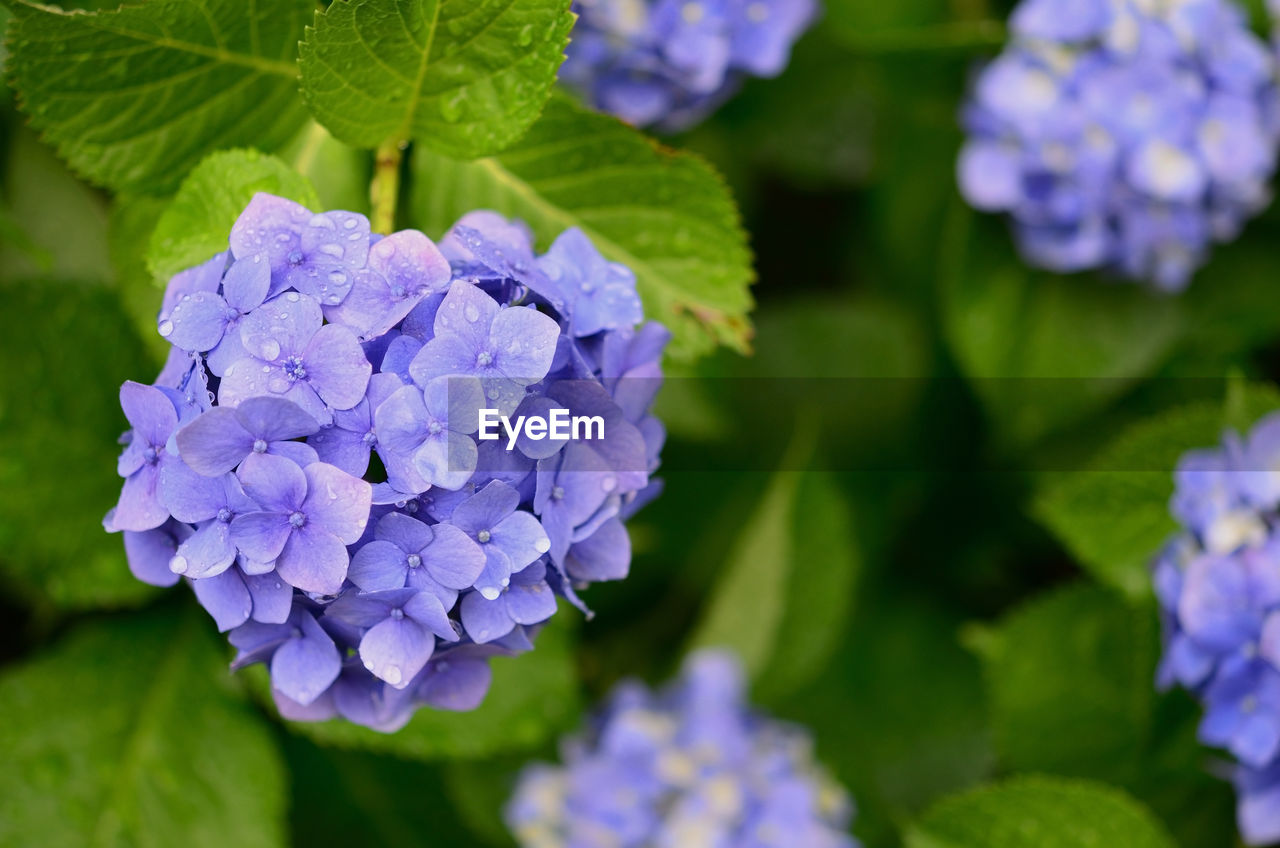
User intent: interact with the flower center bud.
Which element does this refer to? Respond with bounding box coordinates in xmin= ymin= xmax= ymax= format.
xmin=476 ymin=351 xmax=494 ymax=367
xmin=428 ymin=420 xmax=443 ymax=435
xmin=406 ymin=554 xmax=422 ymax=568
xmin=390 ymin=608 xmax=405 ymax=620
xmin=390 ymin=284 xmax=406 ymax=299
xmin=289 ymin=511 xmax=306 ymax=528
xmin=362 ymin=430 xmax=378 ymax=447
xmin=284 ymin=356 xmax=307 ymax=382
xmin=552 ymin=486 xmax=566 ymax=500
xmin=252 ymin=438 xmax=269 ymax=454
xmin=142 ymin=446 xmax=159 ymax=464
xmin=217 ymin=507 xmax=233 ymax=523
xmin=287 ymin=249 xmax=304 ymax=266
xmin=477 ymin=529 xmax=491 ymax=543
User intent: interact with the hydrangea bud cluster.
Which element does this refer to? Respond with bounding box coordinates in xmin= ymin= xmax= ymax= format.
xmin=1155 ymin=412 xmax=1280 ymax=844
xmin=104 ymin=194 xmax=667 ymax=731
xmin=958 ymin=0 xmax=1280 ymax=290
xmin=506 ymin=651 xmax=858 ymax=848
xmin=562 ymin=0 xmax=818 ymax=131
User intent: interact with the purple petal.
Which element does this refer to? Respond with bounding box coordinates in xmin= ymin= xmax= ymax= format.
xmin=408 ymin=334 xmax=481 ymax=387
xmin=460 ymin=591 xmax=516 ymax=643
xmin=348 ymin=539 xmax=411 ymax=591
xmin=491 ymin=511 xmax=551 ymax=572
xmin=491 ymin=305 xmax=559 ymax=383
xmin=404 ymin=590 xmax=458 ymax=641
xmin=239 ymin=293 xmax=323 ymax=362
xmin=513 ymin=396 xmax=570 ymax=460
xmin=375 ymin=511 xmax=435 ymax=552
xmin=475 ymin=546 xmax=514 ymax=600
xmin=504 ymin=573 xmax=557 ymax=626
xmin=276 ymin=525 xmax=349 ymax=594
xmin=565 ymin=517 xmax=630 ymax=581
xmin=304 ymin=210 xmax=371 ymax=266
xmin=229 ymin=193 xmax=310 ymax=268
xmin=164 ymin=291 xmax=230 ymax=352
xmin=229 ymin=511 xmax=292 ymax=562
xmin=302 ymin=323 xmax=372 ymax=409
xmin=161 ymin=251 xmax=225 ymax=319
xmin=301 ymin=462 xmax=372 ymax=543
xmin=158 ymin=461 xmax=228 ymax=522
xmin=273 ymin=686 xmax=337 ymax=722
xmin=175 ymin=407 xmax=253 ymax=476
xmin=451 ymin=479 xmax=519 ymax=533
xmin=244 ymin=571 xmax=293 ymax=624
xmin=413 ymin=430 xmax=478 ymax=491
xmin=422 ymin=375 xmax=484 ymax=435
xmin=235 ymin=396 xmax=320 ymax=442
xmin=379 ymin=335 xmax=423 ymax=381
xmin=421 ymin=523 xmax=486 ymax=590
xmin=113 ymin=466 xmax=169 ymax=532
xmin=321 ymin=268 xmax=401 ymax=341
xmin=120 ymin=381 xmax=178 ymax=447
xmin=359 ymin=617 xmax=435 ymax=688
xmin=206 ymin=325 xmax=249 ymax=378
xmin=418 ymin=657 xmax=492 ymax=711
xmin=270 ymin=612 xmax=341 ymax=705
xmin=433 ymin=280 xmax=499 ymax=350
xmin=308 ymin=426 xmax=370 ymax=476
xmin=222 ymin=253 xmax=271 ymax=313
xmin=191 ymin=568 xmax=251 ymax=631
xmin=123 ymin=522 xmax=187 ymax=587
xmin=369 ymin=228 xmax=450 ymax=296
xmin=238 ymin=452 xmax=308 ymax=511
xmin=269 ymin=439 xmax=320 ymax=468
xmin=173 ymin=520 xmax=237 ymax=578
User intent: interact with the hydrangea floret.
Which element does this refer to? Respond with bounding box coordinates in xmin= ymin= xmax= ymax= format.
xmin=105 ymin=194 xmax=668 ymax=731
xmin=1155 ymin=411 xmax=1280 ymax=844
xmin=958 ymin=0 xmax=1280 ymax=290
xmin=562 ymin=0 xmax=818 ymax=131
xmin=506 ymin=650 xmax=858 ymax=847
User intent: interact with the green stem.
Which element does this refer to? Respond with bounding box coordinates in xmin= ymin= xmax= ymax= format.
xmin=832 ymin=19 xmax=1006 ymax=54
xmin=370 ymin=139 xmax=405 ymax=234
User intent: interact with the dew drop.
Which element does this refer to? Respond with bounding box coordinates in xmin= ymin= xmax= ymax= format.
xmin=286 ymin=292 xmax=300 ymax=302
xmin=169 ymin=555 xmax=188 ymax=575
xmin=601 ymin=474 xmax=617 ymax=492
xmin=479 ymin=586 xmax=501 ymax=601
xmin=158 ymin=320 xmax=174 ymax=337
xmin=260 ymin=339 xmax=281 ymax=361
xmin=534 ymin=536 xmax=550 ymax=554
xmin=463 ymin=303 xmax=480 ymax=323
xmin=383 ymin=665 xmax=403 ymax=685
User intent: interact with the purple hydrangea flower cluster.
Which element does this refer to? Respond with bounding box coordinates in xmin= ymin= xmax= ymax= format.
xmin=1155 ymin=412 xmax=1280 ymax=844
xmin=104 ymin=194 xmax=668 ymax=731
xmin=958 ymin=0 xmax=1280 ymax=290
xmin=562 ymin=0 xmax=818 ymax=131
xmin=506 ymin=651 xmax=858 ymax=848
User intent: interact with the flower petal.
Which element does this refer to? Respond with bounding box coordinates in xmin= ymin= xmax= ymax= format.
xmin=303 ymin=323 xmax=372 ymax=409
xmin=459 ymin=591 xmax=516 ymax=644
xmin=276 ymin=525 xmax=349 ymax=595
xmin=302 ymin=462 xmax=373 ymax=543
xmin=270 ymin=612 xmax=341 ymax=705
xmin=348 ymin=539 xmax=411 ymax=591
xmin=191 ymin=568 xmax=251 ymax=632
xmin=359 ymin=617 xmax=435 ymax=689
xmin=175 ymin=407 xmax=253 ymax=476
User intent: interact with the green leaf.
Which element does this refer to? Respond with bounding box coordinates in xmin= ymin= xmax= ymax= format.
xmin=6 ymin=0 xmax=310 ymax=194
xmin=299 ymin=0 xmax=573 ymax=156
xmin=283 ymin=122 xmax=373 ymax=215
xmin=940 ymin=205 xmax=1182 ymax=448
xmin=110 ymin=195 xmax=171 ymax=363
xmin=0 ymin=278 xmax=158 ymax=609
xmin=688 ymin=425 xmax=860 ymax=695
xmin=906 ymin=776 xmax=1176 ymax=848
xmin=973 ymin=584 xmax=1157 ymax=781
xmin=147 ymin=149 xmax=319 ymax=280
xmin=410 ymin=95 xmax=754 ymax=359
xmin=289 ymin=608 xmax=580 ymax=760
xmin=0 ymin=606 xmax=287 ymax=848
xmin=1034 ymin=383 xmax=1280 ymax=598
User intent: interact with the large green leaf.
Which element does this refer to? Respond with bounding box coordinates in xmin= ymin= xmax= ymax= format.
xmin=6 ymin=0 xmax=310 ymax=194
xmin=147 ymin=148 xmax=320 ymax=280
xmin=1034 ymin=382 xmax=1280 ymax=598
xmin=906 ymin=776 xmax=1176 ymax=848
xmin=0 ymin=278 xmax=159 ymax=609
xmin=0 ymin=606 xmax=287 ymax=848
xmin=411 ymin=95 xmax=754 ymax=359
xmin=299 ymin=0 xmax=573 ymax=156
xmin=289 ymin=609 xmax=580 ymax=760
xmin=688 ymin=426 xmax=860 ymax=696
xmin=940 ymin=205 xmax=1182 ymax=448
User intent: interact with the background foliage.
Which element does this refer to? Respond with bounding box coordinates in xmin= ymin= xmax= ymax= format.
xmin=2 ymin=0 xmax=1278 ymax=845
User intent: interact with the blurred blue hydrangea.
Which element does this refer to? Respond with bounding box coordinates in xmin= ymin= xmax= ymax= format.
xmin=506 ymin=650 xmax=858 ymax=847
xmin=1156 ymin=411 xmax=1280 ymax=844
xmin=958 ymin=0 xmax=1280 ymax=290
xmin=562 ymin=0 xmax=818 ymax=131
xmin=105 ymin=194 xmax=667 ymax=731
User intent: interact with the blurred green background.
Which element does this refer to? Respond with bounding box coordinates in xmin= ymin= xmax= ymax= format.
xmin=4 ymin=0 xmax=1280 ymax=846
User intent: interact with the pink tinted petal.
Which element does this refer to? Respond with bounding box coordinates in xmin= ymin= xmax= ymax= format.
xmin=302 ymin=210 xmax=371 ymax=268
xmin=230 ymin=511 xmax=292 ymax=562
xmin=270 ymin=613 xmax=341 ymax=705
xmin=491 ymin=305 xmax=560 ymax=383
xmin=460 ymin=591 xmax=516 ymax=643
xmin=165 ymin=291 xmax=230 ymax=352
xmin=418 ymin=658 xmax=492 ymax=711
xmin=230 ymin=193 xmax=310 ymax=266
xmin=322 ymin=269 xmax=401 ymax=341
xmin=238 ymin=453 xmax=307 ymax=511
xmin=191 ymin=569 xmax=251 ymax=631
xmin=235 ymin=396 xmax=320 ymax=442
xmin=239 ymin=294 xmax=323 ymax=361
xmin=303 ymin=323 xmax=372 ymax=409
xmin=120 ymin=381 xmax=179 ymax=447
xmin=348 ymin=539 xmax=410 ymax=591
xmin=175 ymin=407 xmax=253 ymax=476
xmin=174 ymin=521 xmax=237 ymax=578
xmin=421 ymin=523 xmax=486 ymax=590
xmin=368 ymin=229 xmax=450 ymax=296
xmin=434 ymin=280 xmax=499 ymax=349
xmin=113 ymin=467 xmax=169 ymax=532
xmin=302 ymin=462 xmax=372 ymax=543
xmin=360 ymin=617 xmax=435 ymax=688
xmin=244 ymin=571 xmax=293 ymax=624
xmin=158 ymin=461 xmax=227 ymax=522
xmin=276 ymin=525 xmax=349 ymax=594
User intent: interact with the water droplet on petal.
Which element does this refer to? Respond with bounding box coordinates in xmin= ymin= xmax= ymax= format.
xmin=286 ymin=292 xmax=300 ymax=302
xmin=479 ymin=586 xmax=501 ymax=601
xmin=463 ymin=303 xmax=480 ymax=323
xmin=383 ymin=665 xmax=402 ymax=685
xmin=158 ymin=320 xmax=174 ymax=337
xmin=260 ymin=339 xmax=281 ymax=361
xmin=534 ymin=537 xmax=550 ymax=554
xmin=169 ymin=555 xmax=188 ymax=574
